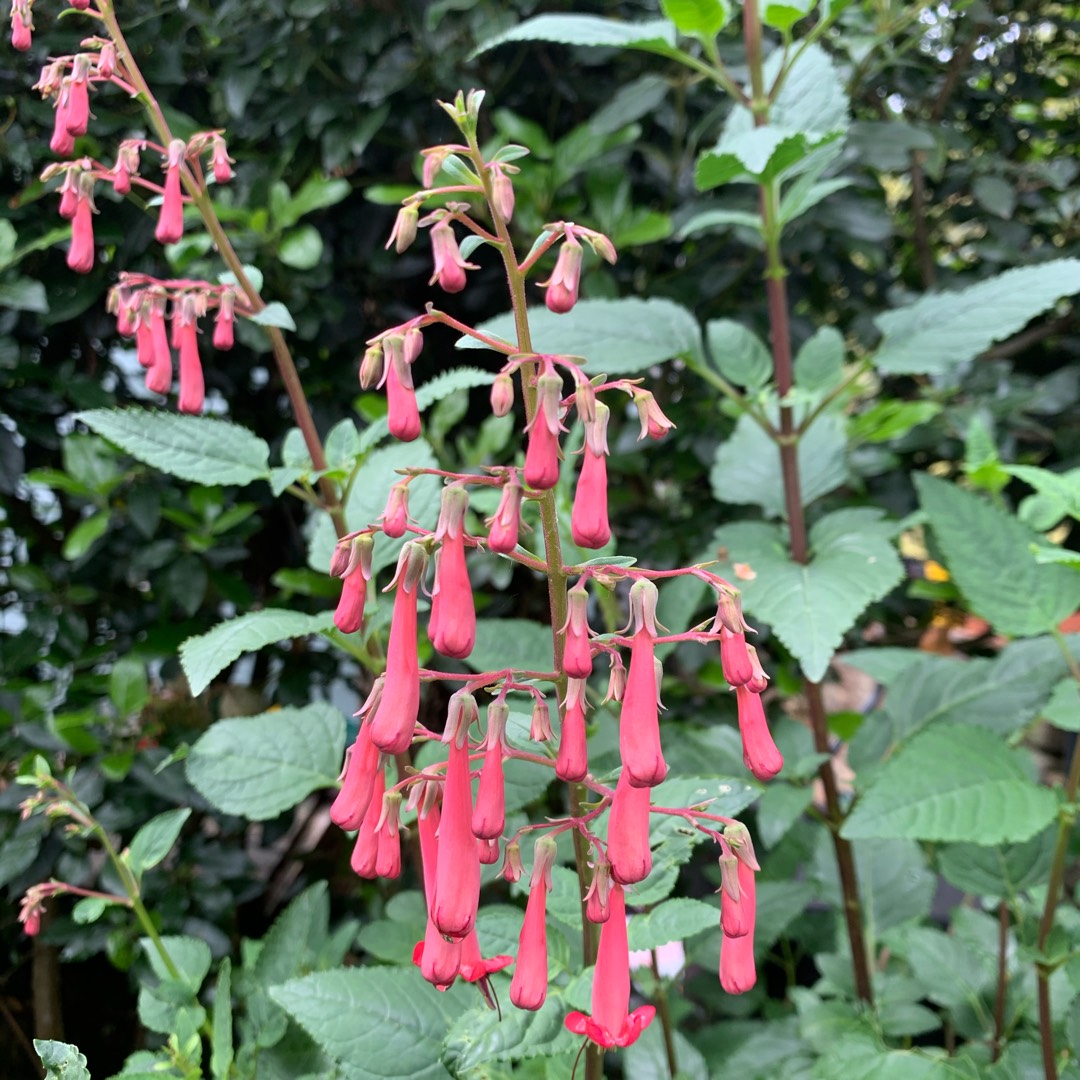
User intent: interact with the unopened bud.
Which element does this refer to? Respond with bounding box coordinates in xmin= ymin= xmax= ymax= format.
xmin=387 ymin=203 xmax=419 ymax=254
xmin=724 ymin=822 xmax=760 ymax=872
xmin=330 ymin=542 xmax=351 ymax=578
xmin=530 ymin=698 xmax=553 ymax=742
xmin=502 ymin=839 xmax=523 ymax=883
xmin=382 ymin=482 xmax=410 ymax=538
xmin=359 ymin=342 xmax=384 ymax=390
xmin=718 ymin=852 xmax=741 ymax=904
xmin=491 ymin=372 xmax=514 ymax=417
xmin=344 ymin=533 xmax=374 ymax=580
xmin=585 ymin=858 xmax=613 ymax=923
xmin=603 ymin=653 xmax=626 ymax=704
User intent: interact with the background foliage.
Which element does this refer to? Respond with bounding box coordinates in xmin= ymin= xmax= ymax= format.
xmin=2 ymin=0 xmax=1080 ymax=1077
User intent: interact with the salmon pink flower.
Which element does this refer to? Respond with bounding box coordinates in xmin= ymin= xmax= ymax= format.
xmin=606 ymin=769 xmax=652 ymax=885
xmin=745 ymin=644 xmax=769 ymax=694
xmin=350 ymin=767 xmax=385 ymax=879
xmin=561 ymin=581 xmax=593 ymax=679
xmin=524 ymin=364 xmax=565 ymax=490
xmin=369 ymin=542 xmax=426 ymax=754
xmin=619 ymin=580 xmax=667 ymax=789
xmin=334 ymin=568 xmax=367 ymax=634
xmin=331 ymin=712 xmax=382 ymax=831
xmin=631 ymin=388 xmax=675 ymax=441
xmin=213 ymin=290 xmax=235 ymax=351
xmin=10 ymin=1 xmax=31 ymax=51
xmin=530 ymin=698 xmax=554 ymax=742
xmin=585 ymin=858 xmax=613 ymax=924
xmin=429 ymin=218 xmax=477 ymax=294
xmin=472 ymin=701 xmax=508 ymax=840
xmin=572 ymin=402 xmax=611 ymax=549
xmin=478 ymin=836 xmax=500 ymax=864
xmin=174 ymin=294 xmax=205 ymax=414
xmin=433 ymin=692 xmax=481 ymax=941
xmin=374 ymin=791 xmax=403 ymax=879
xmin=719 ymin=849 xmax=757 ymax=995
xmin=383 ymin=335 xmax=421 ymax=443
xmin=555 ymin=677 xmax=589 ymax=783
xmin=63 ymin=57 xmax=93 ymax=138
xmin=489 ymin=162 xmax=515 ymax=223
xmin=67 ymin=191 xmax=95 ymax=274
xmin=490 ymin=372 xmax=514 ymax=417
xmin=720 ymin=627 xmax=754 ymax=687
xmin=565 ymin=885 xmax=655 ymax=1047
xmin=156 ymin=139 xmax=186 ymax=245
xmin=210 ymin=136 xmax=234 ymax=184
xmin=485 ymin=478 xmax=522 ymax=554
xmin=540 ymin=232 xmax=583 ymax=314
xmin=429 ymin=486 xmax=476 ymax=659
xmin=735 ymin=685 xmax=783 ymax=781
xmin=381 ymin=481 xmax=410 ymax=539
xmin=144 ymin=292 xmax=173 ymax=395
xmin=720 ymin=852 xmax=755 ymax=938
xmin=510 ymin=835 xmax=556 ymax=1011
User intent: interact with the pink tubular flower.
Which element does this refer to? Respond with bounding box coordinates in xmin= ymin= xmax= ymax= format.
xmin=50 ymin=82 xmax=75 ymax=156
xmin=58 ymin=170 xmax=80 ymax=220
xmin=606 ymin=768 xmax=652 ymax=886
xmin=386 ymin=203 xmax=419 ymax=253
xmin=530 ymin=698 xmax=554 ymax=742
xmin=735 ymin=685 xmax=783 ymax=781
xmin=604 ymin=652 xmax=627 ymax=704
xmin=374 ymin=791 xmax=403 ymax=879
xmin=540 ymin=232 xmax=583 ymax=315
xmin=67 ymin=192 xmax=95 ymax=274
xmin=619 ymin=580 xmax=667 ymax=789
xmin=429 ymin=218 xmax=477 ymax=294
xmin=156 ymin=139 xmax=187 ymax=245
xmin=585 ymin=859 xmax=613 ymax=924
xmin=331 ymin=715 xmax=382 ymax=831
xmin=384 ymin=336 xmax=421 ymax=443
xmin=145 ymin=294 xmax=173 ymax=395
xmin=523 ymin=365 xmax=565 ymax=490
xmin=745 ymin=644 xmax=769 ymax=694
xmin=719 ymin=842 xmax=757 ymax=994
xmin=562 ymin=581 xmax=593 ymax=679
xmin=555 ymin=677 xmax=588 ymax=783
xmin=486 ymin=478 xmax=522 ymax=554
xmin=210 ymin=136 xmax=234 ymax=184
xmin=720 ymin=852 xmax=755 ymax=939
xmin=433 ymin=693 xmax=481 ymax=942
xmin=472 ymin=701 xmax=508 ymax=840
xmin=11 ymin=1 xmax=31 ymax=51
xmin=414 ymin=801 xmax=464 ymax=988
xmin=369 ymin=543 xmax=426 ymax=755
xmin=334 ymin=569 xmax=367 ymax=634
xmin=490 ymin=372 xmax=514 ymax=417
xmin=510 ymin=835 xmax=556 ymax=1011
xmin=175 ymin=295 xmax=205 ymax=414
xmin=631 ymin=388 xmax=676 ymax=441
xmin=458 ymin=930 xmax=513 ymax=985
xmin=64 ymin=59 xmax=91 ymax=137
xmin=213 ymin=291 xmax=235 ymax=351
xmin=97 ymin=42 xmax=117 ymax=79
xmin=489 ymin=162 xmax=515 ymax=223
xmin=720 ymin=928 xmax=756 ymax=995
xmin=381 ymin=481 xmax=410 ymax=538
xmin=572 ymin=402 xmax=611 ymax=549
xmin=720 ymin=627 xmax=754 ymax=687
xmin=429 ymin=486 xmax=476 ymax=659
xmin=478 ymin=836 xmax=500 ymax=864
xmin=350 ymin=768 xmax=385 ymax=879
xmin=565 ymin=885 xmax=655 ymax=1048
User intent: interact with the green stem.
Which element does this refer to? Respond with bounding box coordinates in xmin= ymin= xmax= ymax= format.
xmin=96 ymin=0 xmax=345 ymax=538
xmin=650 ymin=948 xmax=679 ymax=1078
xmin=682 ymin=354 xmax=778 ymax=437
xmin=1035 ymin=631 xmax=1080 ymax=1080
xmin=742 ymin=0 xmax=874 ymax=1007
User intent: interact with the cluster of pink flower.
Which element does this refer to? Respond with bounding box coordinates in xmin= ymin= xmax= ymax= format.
xmin=314 ymin=116 xmax=786 ymax=1048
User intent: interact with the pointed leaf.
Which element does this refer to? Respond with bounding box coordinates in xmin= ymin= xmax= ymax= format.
xmin=128 ymin=808 xmax=191 ymax=881
xmin=472 ymin=15 xmax=679 ymax=59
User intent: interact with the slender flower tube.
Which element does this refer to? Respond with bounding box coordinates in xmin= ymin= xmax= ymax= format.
xmin=606 ymin=769 xmax=652 ymax=885
xmin=735 ymin=685 xmax=783 ymax=781
xmin=720 ymin=627 xmax=754 ymax=687
xmin=571 ymin=402 xmax=611 ymax=549
xmin=374 ymin=791 xmax=403 ymax=879
xmin=350 ymin=768 xmax=385 ymax=879
xmin=565 ymin=885 xmax=655 ymax=1047
xmin=540 ymin=232 xmax=583 ymax=314
xmin=429 ymin=218 xmax=477 ymax=294
xmin=561 ymin=581 xmax=593 ymax=679
xmin=50 ymin=80 xmax=75 ymax=156
xmin=523 ymin=365 xmax=565 ymax=490
xmin=384 ymin=335 xmax=422 ymax=442
xmin=432 ymin=692 xmax=481 ymax=941
xmin=334 ymin=568 xmax=367 ymax=634
xmin=213 ymin=291 xmax=235 ymax=351
xmin=720 ymin=858 xmax=757 ymax=994
xmin=485 ymin=478 xmax=522 ymax=554
xmin=175 ymin=296 xmax=205 ymax=414
xmin=472 ymin=701 xmax=508 ymax=840
xmin=585 ymin=858 xmax=613 ymax=924
xmin=11 ymin=2 xmax=31 ymax=51
xmin=510 ymin=835 xmax=557 ymax=1010
xmin=720 ymin=853 xmax=754 ymax=938
xmin=145 ymin=293 xmax=173 ymax=395
xmin=555 ymin=677 xmax=589 ymax=783
xmin=414 ymin=801 xmax=463 ymax=988
xmin=210 ymin=137 xmax=234 ymax=184
xmin=430 ymin=486 xmax=476 ymax=659
xmin=67 ymin=192 xmax=95 ymax=274
xmin=619 ymin=580 xmax=667 ymax=789
xmin=369 ymin=543 xmax=426 ymax=754
xmin=64 ymin=57 xmax=91 ymax=137
xmin=156 ymin=139 xmax=187 ymax=245
xmin=330 ymin=715 xmax=382 ymax=831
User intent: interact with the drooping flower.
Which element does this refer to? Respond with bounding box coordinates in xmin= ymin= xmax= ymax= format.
xmin=359 ymin=341 xmax=384 ymax=390
xmin=156 ymin=139 xmax=187 ymax=245
xmin=523 ymin=363 xmax=565 ymax=490
xmin=67 ymin=191 xmax=95 ymax=274
xmin=719 ymin=852 xmax=757 ymax=995
xmin=489 ymin=162 xmax=515 ymax=223
xmin=429 ymin=485 xmax=476 ymax=659
xmin=719 ymin=852 xmax=753 ymax=938
xmin=561 ymin=580 xmax=593 ymax=679
xmin=485 ymin=478 xmax=522 ymax=554
xmin=387 ymin=202 xmax=420 ymax=253
xmin=720 ymin=627 xmax=754 ymax=687
xmin=10 ymin=0 xmax=31 ymax=51
xmin=606 ymin=769 xmax=652 ymax=886
xmin=210 ymin=136 xmax=234 ymax=184
xmin=571 ymin=402 xmax=611 ymax=549
xmin=374 ymin=790 xmax=403 ymax=879
xmin=383 ymin=335 xmax=421 ymax=443
xmin=350 ymin=767 xmax=385 ymax=879
xmin=619 ymin=580 xmax=667 ymax=789
xmin=381 ymin=481 xmax=410 ymax=539
xmin=414 ymin=798 xmax=464 ymax=988
xmin=64 ymin=58 xmax=92 ymax=137
xmin=144 ymin=292 xmax=173 ymax=395
xmin=510 ymin=835 xmax=556 ymax=1011
xmin=429 ymin=218 xmax=477 ymax=294
xmin=555 ymin=677 xmax=589 ymax=783
xmin=330 ymin=713 xmax=382 ymax=831
xmin=472 ymin=701 xmax=508 ymax=840
xmin=478 ymin=836 xmax=500 ymax=864
xmin=745 ymin=644 xmax=769 ymax=694
xmin=369 ymin=542 xmax=426 ymax=755
xmin=334 ymin=567 xmax=367 ymax=634
xmin=585 ymin=858 xmax=613 ymax=924
xmin=565 ymin=884 xmax=655 ymax=1047
xmin=432 ymin=692 xmax=481 ymax=942
xmin=213 ymin=290 xmax=235 ymax=351
xmin=631 ymin=388 xmax=676 ymax=441
xmin=490 ymin=372 xmax=514 ymax=417
xmin=175 ymin=295 xmax=205 ymax=414
xmin=540 ymin=232 xmax=583 ymax=314
xmin=530 ymin=697 xmax=554 ymax=742
xmin=735 ymin=685 xmax=783 ymax=781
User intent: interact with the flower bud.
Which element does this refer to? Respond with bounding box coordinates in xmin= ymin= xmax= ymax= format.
xmin=502 ymin=839 xmax=523 ymax=883
xmin=381 ymin=482 xmax=410 ymax=538
xmin=540 ymin=234 xmax=583 ymax=315
xmin=490 ymin=372 xmax=515 ymax=417
xmin=359 ymin=341 xmax=384 ymax=389
xmin=486 ymin=479 xmax=522 ymax=554
xmin=585 ymin=859 xmax=613 ymax=924
xmin=530 ymin=698 xmax=553 ymax=742
xmin=387 ymin=203 xmax=419 ymax=253
xmin=490 ymin=163 xmax=515 ymax=222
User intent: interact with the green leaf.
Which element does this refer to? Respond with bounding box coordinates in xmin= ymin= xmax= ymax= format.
xmin=874 ymin=259 xmax=1080 ymax=375
xmin=271 ymin=967 xmax=467 ymax=1079
xmin=274 ymin=175 xmax=351 ymax=229
xmin=142 ymin=935 xmax=212 ymax=994
xmin=757 ymin=782 xmax=813 ymax=848
xmin=794 ymin=326 xmax=844 ymax=392
xmin=442 ymin=995 xmax=577 ymax=1072
xmin=128 ymin=808 xmax=191 ymax=881
xmin=661 ymin=0 xmax=730 ymax=36
xmin=472 ymin=15 xmax=680 ymax=60
xmin=468 ymin=619 xmax=552 ymax=674
xmin=62 ymin=511 xmax=109 ymax=560
xmin=1044 ymin=677 xmax=1080 ymax=731
xmin=711 ymin=412 xmax=847 ymax=517
xmin=180 ymin=609 xmax=336 ymax=697
xmin=676 ymin=208 xmax=763 ymax=238
xmin=249 ymin=302 xmax=297 ymax=331
xmin=841 ymin=724 xmax=1058 ymax=844
xmin=0 ymin=278 xmax=49 ymax=312
xmin=72 ymin=896 xmax=109 ymax=924
xmin=186 ymin=703 xmax=345 ymax=820
xmin=458 ymin=298 xmax=702 ymax=376
xmin=35 ymin=1041 xmax=91 ymax=1080
xmin=706 ymin=319 xmax=772 ymax=390
xmin=211 ymin=958 xmax=234 ymax=1080
xmin=278 ymin=225 xmax=324 ymax=270
xmin=973 ymin=176 xmax=1016 ymax=220
xmin=849 ymin=400 xmax=942 ymax=443
xmin=713 ymin=509 xmax=905 ymax=681
xmin=625 ymin=1026 xmax=709 ymax=1080
xmin=219 ymin=264 xmax=264 ymax=293
xmin=74 ymin=409 xmax=271 ymax=486
xmin=780 ymin=177 xmax=852 ymax=224
xmin=627 ymin=898 xmax=717 ymax=951
xmin=763 ymin=0 xmax=813 ymax=31
xmin=696 ymin=45 xmax=848 ymax=190
xmin=937 ymin=830 xmax=1054 ymax=898
xmin=916 ymin=473 xmax=1080 ymax=637
xmin=109 ymin=657 xmax=149 ymax=716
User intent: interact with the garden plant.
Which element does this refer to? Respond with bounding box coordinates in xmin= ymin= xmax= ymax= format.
xmin=2 ymin=1 xmax=1080 ymax=1079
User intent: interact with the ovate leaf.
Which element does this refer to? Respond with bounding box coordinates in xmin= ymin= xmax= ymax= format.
xmin=916 ymin=473 xmax=1080 ymax=637
xmin=74 ymin=409 xmax=270 ymax=485
xmin=627 ymin=898 xmax=717 ymax=951
xmin=874 ymin=259 xmax=1080 ymax=375
xmin=127 ymin=808 xmax=191 ymax=881
xmin=714 ymin=509 xmax=905 ymax=681
xmin=842 ymin=725 xmax=1058 ymax=844
xmin=186 ymin=703 xmax=345 ymax=820
xmin=661 ymin=0 xmax=731 ymax=36
xmin=472 ymin=15 xmax=679 ymax=59
xmin=707 ymin=319 xmax=772 ymax=390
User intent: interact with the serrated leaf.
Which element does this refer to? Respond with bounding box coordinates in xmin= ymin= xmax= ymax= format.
xmin=72 ymin=896 xmax=109 ymax=924
xmin=849 ymin=400 xmax=942 ymax=443
xmin=211 ymin=958 xmax=234 ymax=1080
xmin=916 ymin=473 xmax=1080 ymax=637
xmin=937 ymin=830 xmax=1054 ymax=898
xmin=874 ymin=259 xmax=1080 ymax=375
xmin=763 ymin=0 xmax=813 ymax=31
xmin=186 ymin=703 xmax=345 ymax=820
xmin=271 ymin=967 xmax=467 ymax=1079
xmin=627 ymin=898 xmax=717 ymax=951
xmin=142 ymin=935 xmax=212 ymax=994
xmin=128 ymin=808 xmax=191 ymax=880
xmin=661 ymin=0 xmax=730 ymax=36
xmin=711 ymin=411 xmax=848 ymax=517
xmin=74 ymin=409 xmax=270 ymax=485
xmin=472 ymin=15 xmax=679 ymax=59
xmin=468 ymin=618 xmax=552 ymax=674
xmin=180 ymin=609 xmax=336 ymax=697
xmin=35 ymin=1041 xmax=91 ymax=1080
xmin=842 ymin=725 xmax=1058 ymax=844
xmin=458 ymin=298 xmax=702 ymax=375
xmin=442 ymin=996 xmax=577 ymax=1072
xmin=707 ymin=319 xmax=772 ymax=390
xmin=714 ymin=509 xmax=905 ymax=681
xmin=794 ymin=326 xmax=844 ymax=392
xmin=1044 ymin=677 xmax=1080 ymax=731
xmin=249 ymin=302 xmax=297 ymax=331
